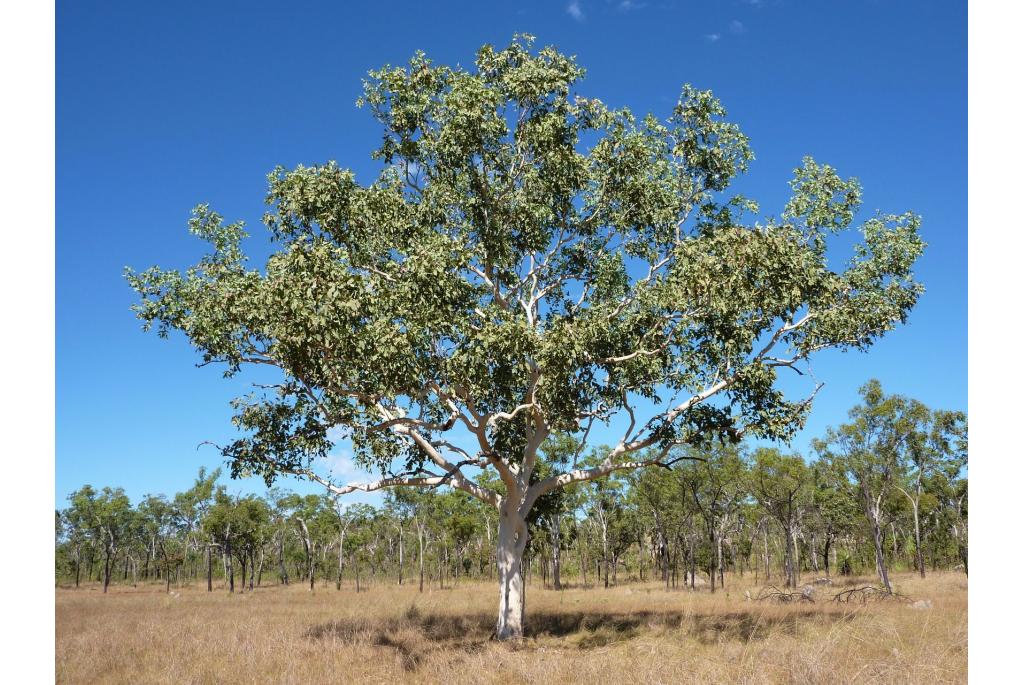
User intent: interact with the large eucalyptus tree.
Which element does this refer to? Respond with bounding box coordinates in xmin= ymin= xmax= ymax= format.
xmin=127 ymin=36 xmax=924 ymax=639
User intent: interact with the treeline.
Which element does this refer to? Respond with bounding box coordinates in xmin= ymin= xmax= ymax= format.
xmin=55 ymin=381 xmax=967 ymax=595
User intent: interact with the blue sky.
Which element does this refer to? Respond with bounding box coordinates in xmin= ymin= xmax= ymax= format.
xmin=56 ymin=0 xmax=966 ymax=506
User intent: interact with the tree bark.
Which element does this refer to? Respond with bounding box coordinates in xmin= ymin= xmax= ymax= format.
xmin=823 ymin=536 xmax=832 ymax=578
xmin=870 ymin=515 xmax=892 ymax=593
xmin=717 ymin=536 xmax=725 ymax=589
xmin=601 ymin=518 xmax=610 ymax=589
xmin=495 ymin=507 xmax=528 ymax=641
xmin=342 ymin=528 xmax=350 ymax=589
xmin=912 ymin=500 xmax=925 ymax=578
xmin=103 ymin=548 xmax=111 ymax=593
xmin=549 ymin=516 xmax=562 ymax=590
xmin=784 ymin=528 xmax=797 ymax=588
xmin=297 ymin=519 xmax=314 ymax=591
xmin=417 ymin=521 xmax=425 ymax=593
xmin=398 ymin=521 xmax=404 ymax=586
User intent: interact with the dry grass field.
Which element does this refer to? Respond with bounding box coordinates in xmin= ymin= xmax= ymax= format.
xmin=56 ymin=571 xmax=966 ymax=684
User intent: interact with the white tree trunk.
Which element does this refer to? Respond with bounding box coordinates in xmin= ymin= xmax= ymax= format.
xmin=495 ymin=506 xmax=528 ymax=641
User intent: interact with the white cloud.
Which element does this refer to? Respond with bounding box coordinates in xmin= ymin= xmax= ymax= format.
xmin=325 ymin=424 xmax=349 ymax=444
xmin=730 ymin=20 xmax=746 ymax=34
xmin=567 ymin=1 xmax=585 ymax=22
xmin=618 ymin=0 xmax=647 ymax=11
xmin=705 ymin=33 xmax=721 ymax=42
xmin=320 ymin=450 xmax=369 ymax=481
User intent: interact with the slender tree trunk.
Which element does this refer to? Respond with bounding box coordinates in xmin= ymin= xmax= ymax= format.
xmin=398 ymin=522 xmax=404 ymax=586
xmin=579 ymin=533 xmax=588 ymax=586
xmin=278 ymin=534 xmax=288 ymax=585
xmin=227 ymin=542 xmax=235 ymax=593
xmin=550 ymin=516 xmax=562 ymax=590
xmin=912 ymin=501 xmax=925 ymax=578
xmin=823 ymin=536 xmax=832 ymax=578
xmin=206 ymin=544 xmax=213 ymax=592
xmin=717 ymin=537 xmax=724 ymax=590
xmin=296 ymin=519 xmax=314 ymax=592
xmin=870 ymin=514 xmax=892 ymax=593
xmin=664 ymin=536 xmax=670 ymax=591
xmin=689 ymin=538 xmax=696 ymax=589
xmin=103 ymin=548 xmax=111 ymax=593
xmin=417 ymin=523 xmax=425 ymax=593
xmin=601 ymin=520 xmax=609 ymax=589
xmin=257 ymin=547 xmax=264 ymax=587
xmin=337 ymin=529 xmax=346 ymax=591
xmin=785 ymin=528 xmax=799 ymax=588
xmin=708 ymin=531 xmax=716 ymax=593
xmin=495 ymin=508 xmax=528 ymax=641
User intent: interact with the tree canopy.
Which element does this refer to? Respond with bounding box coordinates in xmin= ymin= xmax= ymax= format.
xmin=126 ymin=36 xmax=925 ymax=638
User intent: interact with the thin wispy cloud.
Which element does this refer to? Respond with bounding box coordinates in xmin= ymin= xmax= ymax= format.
xmin=321 ymin=450 xmax=374 ymax=482
xmin=617 ymin=0 xmax=647 ymax=11
xmin=326 ymin=425 xmax=349 ymax=444
xmin=705 ymin=33 xmax=722 ymax=42
xmin=730 ymin=20 xmax=746 ymax=34
xmin=567 ymin=1 xmax=585 ymax=21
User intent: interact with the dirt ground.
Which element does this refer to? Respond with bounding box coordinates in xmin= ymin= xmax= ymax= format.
xmin=56 ymin=571 xmax=966 ymax=684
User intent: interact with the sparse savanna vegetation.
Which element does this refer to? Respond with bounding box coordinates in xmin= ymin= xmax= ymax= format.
xmin=56 ymin=571 xmax=966 ymax=684
xmin=55 ymin=380 xmax=967 ymax=683
xmin=55 ymin=35 xmax=967 ymax=684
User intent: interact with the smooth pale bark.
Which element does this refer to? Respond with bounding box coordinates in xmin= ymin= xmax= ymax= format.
xmin=601 ymin=518 xmax=610 ymax=589
xmin=278 ymin=532 xmax=289 ymax=585
xmin=257 ymin=547 xmax=264 ymax=587
xmin=913 ymin=504 xmax=925 ymax=578
xmin=336 ymin=527 xmax=346 ymax=590
xmin=297 ymin=518 xmax=314 ymax=591
xmin=495 ymin=505 xmax=528 ymax=641
xmin=398 ymin=521 xmax=404 ymax=586
xmin=227 ymin=545 xmax=235 ymax=593
xmin=416 ymin=519 xmax=425 ymax=593
xmin=896 ymin=484 xmax=926 ymax=579
xmin=869 ymin=512 xmax=892 ymax=593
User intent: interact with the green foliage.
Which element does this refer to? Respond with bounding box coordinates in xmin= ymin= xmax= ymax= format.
xmin=127 ymin=36 xmax=925 ymax=516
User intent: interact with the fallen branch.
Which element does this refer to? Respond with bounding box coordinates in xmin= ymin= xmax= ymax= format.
xmin=831 ymin=586 xmax=911 ymax=604
xmin=754 ymin=585 xmax=814 ymax=603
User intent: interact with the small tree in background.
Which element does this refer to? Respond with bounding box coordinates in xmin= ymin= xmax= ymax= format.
xmin=812 ymin=380 xmax=968 ymax=592
xmin=748 ymin=448 xmax=812 ymax=588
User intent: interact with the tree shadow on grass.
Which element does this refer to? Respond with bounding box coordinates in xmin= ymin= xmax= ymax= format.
xmin=305 ymin=605 xmax=852 ymax=670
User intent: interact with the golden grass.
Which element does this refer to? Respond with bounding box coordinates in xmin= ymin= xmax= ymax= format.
xmin=56 ymin=571 xmax=966 ymax=684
